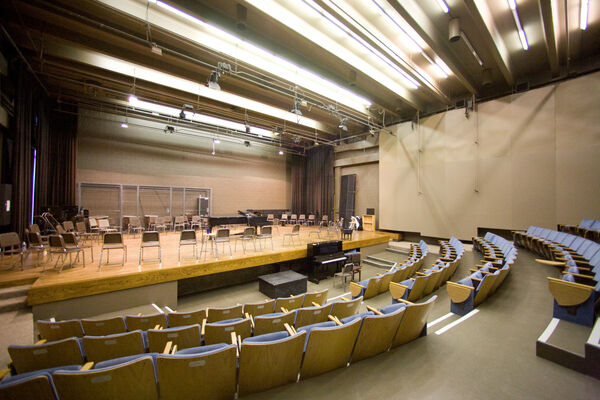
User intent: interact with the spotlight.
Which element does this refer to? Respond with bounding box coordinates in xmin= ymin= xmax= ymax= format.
xmin=278 ymin=149 xmax=284 ymax=155
xmin=338 ymin=117 xmax=348 ymax=131
xmin=207 ymin=70 xmax=221 ymax=90
xmin=179 ymin=110 xmax=186 ymax=119
xmin=245 ymin=124 xmax=251 ymax=133
xmin=369 ymin=129 xmax=376 ymax=137
xmin=121 ymin=122 xmax=129 ymax=129
xmin=244 ymin=140 xmax=251 ymax=147
xmin=291 ymin=100 xmax=302 ymax=116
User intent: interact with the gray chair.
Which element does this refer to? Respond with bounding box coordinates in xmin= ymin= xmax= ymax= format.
xmin=212 ymin=228 xmax=232 ymax=259
xmin=235 ymin=226 xmax=257 ymax=253
xmin=63 ymin=232 xmax=93 ymax=263
xmin=334 ymin=263 xmax=354 ymax=288
xmin=190 ymin=215 xmax=202 ymax=230
xmin=127 ymin=216 xmax=144 ymax=236
xmin=62 ymin=221 xmax=75 ymax=232
xmin=256 ymin=225 xmax=274 ymax=250
xmin=99 ymin=232 xmax=127 ymax=269
xmin=283 ymin=224 xmax=301 ymax=246
xmin=49 ymin=235 xmax=85 ymax=273
xmin=139 ymin=231 xmax=161 ymax=264
xmin=27 ymin=231 xmax=47 ymax=268
xmin=0 ymin=232 xmax=25 ymax=270
xmin=75 ymin=221 xmax=96 ymax=243
xmin=178 ymin=230 xmax=197 ymax=261
xmin=173 ymin=216 xmax=188 ymax=231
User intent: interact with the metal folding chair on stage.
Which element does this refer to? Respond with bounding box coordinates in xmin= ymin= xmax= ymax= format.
xmin=256 ymin=225 xmax=274 ymax=250
xmin=283 ymin=224 xmax=301 ymax=246
xmin=48 ymin=235 xmax=85 ymax=273
xmin=99 ymin=232 xmax=127 ymax=269
xmin=212 ymin=228 xmax=232 ymax=259
xmin=235 ymin=227 xmax=257 ymax=254
xmin=178 ymin=230 xmax=198 ymax=262
xmin=139 ymin=231 xmax=161 ymax=264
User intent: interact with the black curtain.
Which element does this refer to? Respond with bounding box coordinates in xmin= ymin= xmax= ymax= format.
xmin=304 ymin=146 xmax=334 ymax=219
xmin=36 ymin=103 xmax=78 ymax=210
xmin=291 ymin=155 xmax=306 ymax=214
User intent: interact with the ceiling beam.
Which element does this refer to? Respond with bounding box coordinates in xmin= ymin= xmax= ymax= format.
xmin=460 ymin=0 xmax=515 ymax=87
xmin=387 ymin=0 xmax=478 ymax=95
xmin=538 ymin=0 xmax=560 ymax=76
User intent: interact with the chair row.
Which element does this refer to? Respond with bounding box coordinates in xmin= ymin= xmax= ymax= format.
xmin=349 ymin=241 xmax=427 ymax=300
xmin=390 ymin=237 xmax=464 ymax=303
xmin=558 ymin=218 xmax=600 ymax=242
xmin=447 ymin=233 xmax=517 ymax=315
xmin=515 ymin=226 xmax=600 ymax=326
xmin=36 ymin=289 xmax=335 ymax=341
xmin=1 ymin=296 xmax=437 ymax=400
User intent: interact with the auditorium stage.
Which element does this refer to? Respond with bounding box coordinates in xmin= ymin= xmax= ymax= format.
xmin=0 ymin=226 xmax=392 ymax=319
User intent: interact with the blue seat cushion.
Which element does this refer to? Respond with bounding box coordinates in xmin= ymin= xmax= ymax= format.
xmin=562 ymin=274 xmax=575 ymax=282
xmin=173 ymin=343 xmax=232 ymax=356
xmin=2 ymin=365 xmax=80 ymax=385
xmin=379 ymin=303 xmax=407 ymax=315
xmin=297 ymin=321 xmax=337 ymax=351
xmin=340 ymin=311 xmax=374 ymax=324
xmin=242 ymin=331 xmax=289 ymax=344
xmin=209 ymin=318 xmax=244 ymax=325
xmin=95 ymin=352 xmax=158 ymax=370
xmin=399 ymin=279 xmax=414 ymax=289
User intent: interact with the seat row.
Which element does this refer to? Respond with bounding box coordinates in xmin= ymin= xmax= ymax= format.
xmin=514 ymin=226 xmax=600 ymax=326
xmin=1 ymin=296 xmax=437 ymax=399
xmin=446 ymin=233 xmax=516 ymax=315
xmin=389 ymin=237 xmax=464 ymax=303
xmin=349 ymin=240 xmax=427 ymax=300
xmin=558 ymin=218 xmax=600 ymax=243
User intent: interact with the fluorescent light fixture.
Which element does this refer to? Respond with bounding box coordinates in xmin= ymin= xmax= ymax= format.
xmin=244 ymin=0 xmax=420 ymax=95
xmin=435 ymin=0 xmax=450 ymax=13
xmin=128 ymin=95 xmax=138 ymax=104
xmin=121 ymin=122 xmax=129 ymax=128
xmin=46 ymin=42 xmax=327 ymax=132
xmin=460 ymin=32 xmax=484 ymax=66
xmin=213 ymin=138 xmax=220 ymax=144
xmin=507 ymin=0 xmax=529 ymax=50
xmin=580 ymin=0 xmax=589 ymax=30
xmin=95 ymin=0 xmax=371 ymax=113
xmin=278 ymin=149 xmax=284 ymax=155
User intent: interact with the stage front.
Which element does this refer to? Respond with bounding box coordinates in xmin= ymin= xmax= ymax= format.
xmin=0 ymin=226 xmax=393 ymax=320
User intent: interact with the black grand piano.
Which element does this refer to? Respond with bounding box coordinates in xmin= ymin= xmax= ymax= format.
xmin=207 ymin=210 xmax=268 ymax=229
xmin=307 ymin=240 xmax=347 ymax=283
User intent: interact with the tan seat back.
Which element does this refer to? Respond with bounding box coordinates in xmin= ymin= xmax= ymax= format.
xmin=125 ymin=314 xmax=167 ymax=331
xmin=157 ymin=345 xmax=237 ymax=400
xmin=81 ymin=317 xmax=127 ymax=336
xmin=147 ymin=325 xmax=202 ymax=353
xmin=238 ymin=332 xmax=306 ymax=396
xmin=294 ymin=304 xmax=330 ymax=328
xmin=253 ymin=311 xmax=296 ymax=336
xmin=167 ymin=309 xmax=207 ymax=328
xmin=329 ymin=297 xmax=362 ymax=320
xmin=350 ymin=307 xmax=406 ymax=362
xmin=204 ymin=319 xmax=252 ymax=345
xmin=300 ymin=318 xmax=361 ymax=379
xmin=37 ymin=320 xmax=84 ymax=342
xmin=243 ymin=300 xmax=275 ymax=317
xmin=0 ymin=374 xmax=57 ymax=400
xmin=303 ymin=289 xmax=329 ymax=306
xmin=392 ymin=296 xmax=437 ymax=347
xmin=274 ymin=295 xmax=304 ymax=311
xmin=9 ymin=338 xmax=84 ymax=374
xmin=206 ymin=305 xmax=243 ymax=323
xmin=82 ymin=331 xmax=146 ymax=363
xmin=423 ymin=269 xmax=443 ymax=295
xmin=377 ymin=272 xmax=394 ymax=294
xmin=473 ymin=274 xmax=499 ymax=306
xmin=54 ymin=356 xmax=158 ymax=400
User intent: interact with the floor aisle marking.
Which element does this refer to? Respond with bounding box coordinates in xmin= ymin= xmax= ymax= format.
xmin=435 ymin=309 xmax=479 ymax=335
xmin=151 ymin=303 xmax=164 ymax=313
xmin=586 ymin=318 xmax=600 ymax=345
xmin=537 ymin=318 xmax=560 ymax=343
xmin=427 ymin=312 xmax=453 ymax=329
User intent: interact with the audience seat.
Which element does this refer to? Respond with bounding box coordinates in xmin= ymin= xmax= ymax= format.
xmin=82 ymin=330 xmax=146 ymax=363
xmin=81 ymin=317 xmax=127 ymax=336
xmin=146 ymin=325 xmax=202 ymax=353
xmin=8 ymin=338 xmax=85 ymax=374
xmin=36 ymin=320 xmax=84 ymax=342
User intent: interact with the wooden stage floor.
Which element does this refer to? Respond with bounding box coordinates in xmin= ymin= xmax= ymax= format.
xmin=0 ymin=226 xmax=390 ymax=306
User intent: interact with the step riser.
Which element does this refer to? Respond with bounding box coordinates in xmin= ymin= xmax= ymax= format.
xmin=365 ymin=256 xmax=396 ymax=265
xmin=0 ymin=300 xmax=29 ymax=314
xmin=362 ymin=259 xmax=392 ymax=269
xmin=0 ymin=289 xmax=29 ymax=300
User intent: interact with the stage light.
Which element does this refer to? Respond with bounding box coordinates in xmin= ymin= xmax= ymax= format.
xmin=213 ymin=138 xmax=220 ymax=144
xmin=279 ymin=149 xmax=284 ymax=155
xmin=291 ymin=99 xmax=302 ymax=116
xmin=207 ymin=70 xmax=221 ymax=90
xmin=338 ymin=117 xmax=348 ymax=131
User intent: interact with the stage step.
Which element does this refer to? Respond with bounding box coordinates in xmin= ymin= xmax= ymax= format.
xmin=0 ymin=285 xmax=31 ymax=313
xmin=363 ymin=258 xmax=393 ymax=269
xmin=365 ymin=256 xmax=396 ymax=265
xmin=385 ymin=247 xmax=409 ymax=255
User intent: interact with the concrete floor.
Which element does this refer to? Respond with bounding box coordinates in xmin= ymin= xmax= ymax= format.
xmin=1 ymin=245 xmax=599 ymax=398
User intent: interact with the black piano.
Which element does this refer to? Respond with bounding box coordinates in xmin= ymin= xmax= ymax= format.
xmin=207 ymin=210 xmax=268 ymax=229
xmin=307 ymin=240 xmax=347 ymax=283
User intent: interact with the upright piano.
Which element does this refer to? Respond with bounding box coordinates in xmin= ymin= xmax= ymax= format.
xmin=307 ymin=240 xmax=347 ymax=283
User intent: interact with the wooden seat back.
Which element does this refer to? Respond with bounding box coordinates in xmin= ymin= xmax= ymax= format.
xmin=253 ymin=311 xmax=296 ymax=336
xmin=303 ymin=289 xmax=329 ymax=306
xmin=243 ymin=300 xmax=275 ymax=317
xmin=9 ymin=338 xmax=84 ymax=374
xmin=423 ymin=269 xmax=443 ymax=295
xmin=238 ymin=332 xmax=305 ymax=396
xmin=350 ymin=308 xmax=405 ymax=363
xmin=206 ymin=305 xmax=243 ymax=323
xmin=204 ymin=319 xmax=252 ymax=345
xmin=167 ymin=309 xmax=207 ymax=328
xmin=329 ymin=297 xmax=362 ymax=320
xmin=0 ymin=373 xmax=57 ymax=400
xmin=300 ymin=318 xmax=361 ymax=379
xmin=392 ymin=295 xmax=437 ymax=347
xmin=377 ymin=272 xmax=394 ymax=294
xmin=157 ymin=345 xmax=237 ymax=400
xmin=147 ymin=325 xmax=202 ymax=353
xmin=125 ymin=314 xmax=167 ymax=331
xmin=294 ymin=304 xmax=330 ymax=328
xmin=37 ymin=320 xmax=84 ymax=342
xmin=81 ymin=317 xmax=127 ymax=336
xmin=82 ymin=331 xmax=146 ymax=363
xmin=473 ymin=274 xmax=498 ymax=306
xmin=274 ymin=295 xmax=304 ymax=311
xmin=54 ymin=356 xmax=158 ymax=400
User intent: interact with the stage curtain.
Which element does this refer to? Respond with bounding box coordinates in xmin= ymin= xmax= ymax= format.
xmin=36 ymin=103 xmax=78 ymax=211
xmin=305 ymin=146 xmax=334 ymax=219
xmin=291 ymin=155 xmax=306 ymax=214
